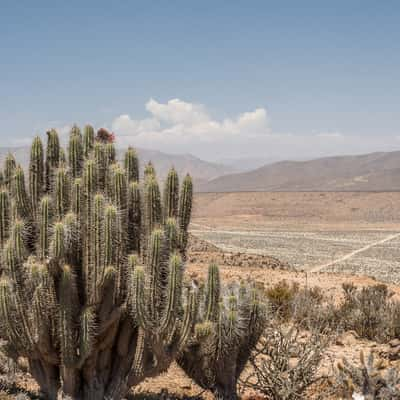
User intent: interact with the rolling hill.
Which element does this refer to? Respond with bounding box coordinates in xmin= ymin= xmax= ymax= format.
xmin=198 ymin=151 xmax=400 ymax=192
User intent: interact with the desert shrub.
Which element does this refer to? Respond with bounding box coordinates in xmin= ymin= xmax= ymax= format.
xmin=336 ymin=351 xmax=400 ymax=399
xmin=339 ymin=283 xmax=399 ymax=341
xmin=290 ymin=285 xmax=341 ymax=333
xmin=265 ymin=280 xmax=299 ymax=320
xmin=242 ymin=323 xmax=329 ymax=400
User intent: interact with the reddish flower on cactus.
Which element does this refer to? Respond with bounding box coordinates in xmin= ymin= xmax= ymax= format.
xmin=96 ymin=128 xmax=115 ymax=143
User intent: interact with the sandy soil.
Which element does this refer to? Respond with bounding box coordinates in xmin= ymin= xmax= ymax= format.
xmin=192 ymin=191 xmax=400 ymax=231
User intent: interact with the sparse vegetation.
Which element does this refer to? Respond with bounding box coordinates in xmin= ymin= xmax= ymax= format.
xmin=340 ymin=283 xmax=400 ymax=342
xmin=336 ymin=351 xmax=400 ymax=399
xmin=242 ymin=323 xmax=329 ymax=400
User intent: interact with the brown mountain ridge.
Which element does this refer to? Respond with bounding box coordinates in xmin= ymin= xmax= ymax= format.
xmin=198 ymin=150 xmax=400 ymax=192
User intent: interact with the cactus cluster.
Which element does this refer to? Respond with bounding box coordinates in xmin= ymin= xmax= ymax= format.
xmin=0 ymin=126 xmax=197 ymax=399
xmin=178 ymin=264 xmax=265 ymax=399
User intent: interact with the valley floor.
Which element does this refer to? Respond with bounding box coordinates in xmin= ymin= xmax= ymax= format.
xmin=192 ymin=191 xmax=400 ymax=284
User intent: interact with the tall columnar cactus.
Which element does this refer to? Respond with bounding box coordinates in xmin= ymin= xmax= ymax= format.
xmin=4 ymin=153 xmax=16 ymax=193
xmin=164 ymin=167 xmax=179 ymax=221
xmin=45 ymin=129 xmax=60 ymax=192
xmin=68 ymin=127 xmax=84 ymax=179
xmin=83 ymin=125 xmax=95 ymax=157
xmin=178 ymin=174 xmax=193 ymax=257
xmin=178 ymin=264 xmax=266 ymax=400
xmin=124 ymin=147 xmax=139 ymax=183
xmin=29 ymin=136 xmax=44 ymax=216
xmin=0 ymin=127 xmax=196 ymax=400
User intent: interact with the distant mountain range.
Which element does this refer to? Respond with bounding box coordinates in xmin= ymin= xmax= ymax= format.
xmin=0 ymin=146 xmax=233 ymax=185
xmin=198 ymin=151 xmax=400 ymax=192
xmin=3 ymin=146 xmax=400 ymax=192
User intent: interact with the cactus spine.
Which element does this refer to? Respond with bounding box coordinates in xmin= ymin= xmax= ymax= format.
xmin=0 ymin=127 xmax=195 ymax=400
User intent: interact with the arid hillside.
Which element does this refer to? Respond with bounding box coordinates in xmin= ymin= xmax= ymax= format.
xmin=198 ymin=151 xmax=400 ymax=192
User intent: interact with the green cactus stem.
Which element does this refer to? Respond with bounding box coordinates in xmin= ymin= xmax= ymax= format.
xmin=178 ymin=264 xmax=266 ymax=400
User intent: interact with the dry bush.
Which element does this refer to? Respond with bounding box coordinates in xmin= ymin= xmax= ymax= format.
xmin=290 ymin=286 xmax=340 ymax=333
xmin=265 ymin=280 xmax=299 ymax=320
xmin=336 ymin=351 xmax=400 ymax=399
xmin=339 ymin=283 xmax=400 ymax=342
xmin=241 ymin=323 xmax=329 ymax=400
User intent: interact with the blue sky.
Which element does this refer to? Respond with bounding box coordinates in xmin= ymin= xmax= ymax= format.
xmin=1 ymin=1 xmax=400 ymax=161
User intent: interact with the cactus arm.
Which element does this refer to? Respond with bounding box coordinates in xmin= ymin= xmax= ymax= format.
xmin=45 ymin=129 xmax=60 ymax=192
xmin=0 ymin=189 xmax=10 ymax=248
xmin=29 ymin=136 xmax=44 ymax=216
xmin=130 ymin=266 xmax=152 ymax=331
xmin=144 ymin=161 xmax=156 ymax=180
xmin=55 ymin=167 xmax=70 ymax=220
xmin=143 ymin=178 xmax=162 ymax=241
xmin=59 ymin=264 xmax=78 ymax=367
xmin=0 ymin=278 xmax=25 ymax=350
xmin=50 ymin=222 xmax=66 ymax=264
xmin=4 ymin=153 xmax=16 ymax=193
xmin=105 ymin=143 xmax=116 ymax=164
xmin=14 ymin=166 xmax=32 ymax=221
xmin=111 ymin=166 xmax=127 ymax=211
xmin=159 ymin=253 xmax=182 ymax=334
xmin=39 ymin=196 xmax=51 ymax=260
xmin=146 ymin=229 xmax=163 ymax=319
xmin=163 ymin=167 xmax=179 ymax=220
xmin=124 ymin=147 xmax=139 ymax=183
xmin=178 ymin=174 xmax=193 ymax=255
xmin=68 ymin=128 xmax=84 ymax=179
xmin=127 ymin=181 xmax=141 ymax=253
xmin=205 ymin=264 xmax=221 ymax=322
xmin=88 ymin=194 xmax=105 ymax=304
xmin=83 ymin=125 xmax=95 ymax=157
xmin=71 ymin=178 xmax=82 ymax=218
xmin=164 ymin=217 xmax=179 ymax=255
xmin=78 ymin=306 xmax=95 ymax=367
xmin=177 ymin=288 xmax=198 ymax=350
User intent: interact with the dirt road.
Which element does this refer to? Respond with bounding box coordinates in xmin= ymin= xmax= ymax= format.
xmin=309 ymin=231 xmax=400 ymax=272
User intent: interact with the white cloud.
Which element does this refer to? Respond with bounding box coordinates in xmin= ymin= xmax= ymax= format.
xmin=109 ymin=98 xmax=400 ymax=160
xmin=112 ymin=98 xmax=270 ymax=147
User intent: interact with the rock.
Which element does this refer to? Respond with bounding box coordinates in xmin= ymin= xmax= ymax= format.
xmin=388 ymin=338 xmax=400 ymax=348
xmin=336 ymin=331 xmax=359 ymax=346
